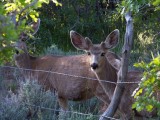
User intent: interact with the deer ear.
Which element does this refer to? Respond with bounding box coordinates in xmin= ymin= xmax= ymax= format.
xmin=104 ymin=29 xmax=119 ymax=49
xmin=70 ymin=31 xmax=92 ymax=50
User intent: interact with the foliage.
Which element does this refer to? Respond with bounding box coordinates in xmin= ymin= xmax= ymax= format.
xmin=115 ymin=0 xmax=160 ymax=65
xmin=0 ymin=0 xmax=160 ymax=67
xmin=0 ymin=79 xmax=59 ymax=120
xmin=34 ymin=0 xmax=124 ymax=54
xmin=118 ymin=0 xmax=160 ymax=14
xmin=43 ymin=44 xmax=83 ymax=56
xmin=132 ymin=54 xmax=160 ymax=115
xmin=0 ymin=0 xmax=61 ymax=65
xmin=32 ymin=0 xmax=160 ymax=65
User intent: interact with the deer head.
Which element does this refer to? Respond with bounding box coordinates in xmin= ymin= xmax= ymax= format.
xmin=70 ymin=29 xmax=119 ymax=72
xmin=14 ymin=19 xmax=40 ymax=68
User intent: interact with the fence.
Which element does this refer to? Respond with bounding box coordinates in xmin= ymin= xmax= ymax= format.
xmin=0 ymin=65 xmax=140 ymax=84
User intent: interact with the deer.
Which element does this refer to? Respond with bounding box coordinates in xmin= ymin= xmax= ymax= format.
xmin=14 ymin=19 xmax=122 ymax=115
xmin=70 ymin=30 xmax=158 ymax=119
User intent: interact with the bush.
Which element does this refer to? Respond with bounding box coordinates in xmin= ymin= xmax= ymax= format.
xmin=0 ymin=79 xmax=59 ymax=120
xmin=0 ymin=78 xmax=100 ymax=120
xmin=132 ymin=54 xmax=160 ymax=116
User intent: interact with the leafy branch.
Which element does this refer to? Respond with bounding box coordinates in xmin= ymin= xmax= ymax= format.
xmin=0 ymin=0 xmax=61 ymax=65
xmin=133 ymin=55 xmax=160 ymax=115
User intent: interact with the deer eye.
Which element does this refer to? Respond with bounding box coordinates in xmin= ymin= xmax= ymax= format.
xmin=101 ymin=52 xmax=105 ymax=56
xmin=87 ymin=52 xmax=91 ymax=56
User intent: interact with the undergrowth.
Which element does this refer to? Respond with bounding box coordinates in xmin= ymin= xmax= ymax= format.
xmin=0 ymin=78 xmax=100 ymax=120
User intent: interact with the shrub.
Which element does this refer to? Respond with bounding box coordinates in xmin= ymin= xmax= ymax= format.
xmin=0 ymin=79 xmax=100 ymax=120
xmin=0 ymin=79 xmax=59 ymax=120
xmin=132 ymin=54 xmax=160 ymax=116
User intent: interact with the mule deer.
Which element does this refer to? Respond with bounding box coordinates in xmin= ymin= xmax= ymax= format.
xmin=71 ymin=30 xmax=158 ymax=119
xmin=14 ymin=20 xmax=121 ymax=112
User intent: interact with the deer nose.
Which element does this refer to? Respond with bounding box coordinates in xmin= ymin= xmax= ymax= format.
xmin=91 ymin=63 xmax=98 ymax=70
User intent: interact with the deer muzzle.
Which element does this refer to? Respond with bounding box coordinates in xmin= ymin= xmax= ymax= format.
xmin=91 ymin=63 xmax=98 ymax=70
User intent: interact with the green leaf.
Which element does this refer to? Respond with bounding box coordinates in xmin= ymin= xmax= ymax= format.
xmin=29 ymin=14 xmax=38 ymax=22
xmin=146 ymin=105 xmax=153 ymax=112
xmin=132 ymin=102 xmax=137 ymax=109
xmin=134 ymin=88 xmax=143 ymax=98
xmin=51 ymin=0 xmax=62 ymax=6
xmin=136 ymin=105 xmax=144 ymax=112
xmin=152 ymin=0 xmax=160 ymax=6
xmin=35 ymin=2 xmax=42 ymax=8
xmin=25 ymin=0 xmax=31 ymax=4
xmin=134 ymin=61 xmax=145 ymax=68
xmin=152 ymin=57 xmax=160 ymax=65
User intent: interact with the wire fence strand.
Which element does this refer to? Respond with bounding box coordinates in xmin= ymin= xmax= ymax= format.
xmin=0 ymin=65 xmax=140 ymax=84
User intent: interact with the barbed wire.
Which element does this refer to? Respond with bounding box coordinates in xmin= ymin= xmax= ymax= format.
xmin=25 ymin=103 xmax=120 ymax=120
xmin=0 ymin=65 xmax=140 ymax=84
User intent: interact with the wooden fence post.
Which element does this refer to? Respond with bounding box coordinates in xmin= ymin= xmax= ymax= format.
xmin=99 ymin=11 xmax=133 ymax=120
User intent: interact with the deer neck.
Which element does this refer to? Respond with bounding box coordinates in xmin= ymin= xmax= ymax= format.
xmin=94 ymin=58 xmax=117 ymax=98
xmin=22 ymin=53 xmax=33 ymax=69
xmin=15 ymin=53 xmax=35 ymax=79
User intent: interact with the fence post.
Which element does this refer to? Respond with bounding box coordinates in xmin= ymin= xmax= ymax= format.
xmin=99 ymin=11 xmax=134 ymax=120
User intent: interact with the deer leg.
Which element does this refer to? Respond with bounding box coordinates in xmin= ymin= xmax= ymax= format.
xmin=94 ymin=88 xmax=110 ymax=114
xmin=57 ymin=97 xmax=68 ymax=120
xmin=95 ymin=87 xmax=123 ymax=119
xmin=58 ymin=97 xmax=68 ymax=111
xmin=95 ymin=84 xmax=110 ymax=105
